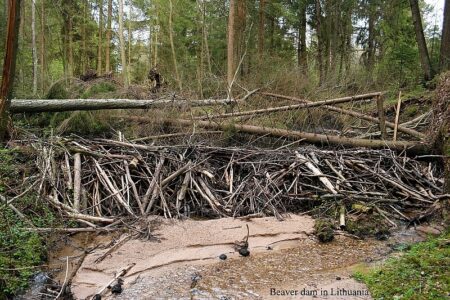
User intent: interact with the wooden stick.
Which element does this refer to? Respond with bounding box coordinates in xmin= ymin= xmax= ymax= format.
xmin=129 ymin=117 xmax=431 ymax=154
xmin=376 ymin=94 xmax=388 ymax=139
xmin=339 ymin=205 xmax=346 ymax=229
xmin=131 ymin=131 xmax=222 ymax=142
xmin=91 ymin=263 xmax=135 ymax=299
xmin=73 ymin=153 xmax=81 ymax=211
xmin=260 ymin=92 xmax=425 ymax=139
xmin=393 ymin=91 xmax=402 ymax=142
xmin=94 ymin=159 xmax=136 ymax=216
xmin=196 ymin=92 xmax=381 ymax=120
xmin=295 ymin=152 xmax=338 ymax=194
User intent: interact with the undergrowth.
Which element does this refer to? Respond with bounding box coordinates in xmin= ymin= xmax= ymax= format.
xmin=354 ymin=230 xmax=450 ymax=300
xmin=0 ymin=148 xmax=58 ymax=298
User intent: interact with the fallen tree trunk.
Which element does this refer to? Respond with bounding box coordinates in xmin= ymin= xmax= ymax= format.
xmin=9 ymin=98 xmax=237 ymax=113
xmin=124 ymin=116 xmax=430 ymax=154
xmin=197 ymin=92 xmax=382 ymax=121
xmin=260 ymin=92 xmax=425 ymax=139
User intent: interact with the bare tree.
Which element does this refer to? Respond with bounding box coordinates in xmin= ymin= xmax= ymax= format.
xmin=409 ymin=0 xmax=433 ymax=80
xmin=97 ymin=0 xmax=104 ymax=76
xmin=31 ymin=0 xmax=37 ymax=95
xmin=119 ymin=0 xmax=129 ymax=88
xmin=169 ymin=0 xmax=182 ymax=91
xmin=258 ymin=0 xmax=265 ymax=60
xmin=227 ymin=0 xmax=236 ymax=92
xmin=105 ymin=0 xmax=112 ymax=73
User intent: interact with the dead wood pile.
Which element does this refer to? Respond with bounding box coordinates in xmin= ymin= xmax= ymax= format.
xmin=25 ymin=137 xmax=447 ymax=227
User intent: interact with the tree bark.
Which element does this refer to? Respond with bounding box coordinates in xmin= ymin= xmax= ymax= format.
xmin=105 ymin=0 xmax=112 ymax=73
xmin=367 ymin=5 xmax=375 ymax=69
xmin=127 ymin=117 xmax=430 ymax=154
xmin=169 ymin=0 xmax=182 ymax=91
xmin=82 ymin=0 xmax=87 ymax=74
xmin=409 ymin=0 xmax=433 ymax=81
xmin=128 ymin=3 xmax=132 ymax=83
xmin=97 ymin=0 xmax=104 ymax=76
xmin=297 ymin=0 xmax=307 ymax=71
xmin=227 ymin=0 xmax=236 ymax=92
xmin=440 ymin=0 xmax=450 ymax=71
xmin=260 ymin=92 xmax=425 ymax=139
xmin=40 ymin=0 xmax=45 ymax=92
xmin=258 ymin=0 xmax=265 ymax=60
xmin=0 ymin=0 xmax=21 ymax=141
xmin=118 ymin=0 xmax=129 ymax=88
xmin=315 ymin=0 xmax=324 ymax=85
xmin=9 ymin=98 xmax=238 ymax=113
xmin=31 ymin=0 xmax=37 ymax=95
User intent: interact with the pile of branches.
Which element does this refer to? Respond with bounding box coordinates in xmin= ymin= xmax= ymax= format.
xmin=26 ymin=137 xmax=447 ymax=227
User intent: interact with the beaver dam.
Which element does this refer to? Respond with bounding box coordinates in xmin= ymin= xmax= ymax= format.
xmin=3 ymin=78 xmax=450 ymax=299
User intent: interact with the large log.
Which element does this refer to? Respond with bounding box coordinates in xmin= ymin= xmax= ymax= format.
xmin=260 ymin=92 xmax=425 ymax=139
xmin=197 ymin=92 xmax=382 ymax=121
xmin=9 ymin=98 xmax=236 ymax=113
xmin=124 ymin=116 xmax=430 ymax=154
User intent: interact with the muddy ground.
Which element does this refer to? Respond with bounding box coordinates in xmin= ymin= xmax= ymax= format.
xmin=39 ymin=214 xmax=442 ymax=300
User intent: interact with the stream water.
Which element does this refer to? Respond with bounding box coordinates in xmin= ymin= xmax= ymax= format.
xmin=37 ymin=215 xmax=431 ymax=300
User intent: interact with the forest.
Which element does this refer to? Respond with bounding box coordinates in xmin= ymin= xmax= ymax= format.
xmin=0 ymin=0 xmax=449 ymax=299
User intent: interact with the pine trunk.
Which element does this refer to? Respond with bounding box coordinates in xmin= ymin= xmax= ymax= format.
xmin=118 ymin=0 xmax=128 ymax=88
xmin=105 ymin=0 xmax=112 ymax=73
xmin=97 ymin=0 xmax=103 ymax=76
xmin=258 ymin=0 xmax=265 ymax=60
xmin=440 ymin=0 xmax=450 ymax=71
xmin=0 ymin=0 xmax=21 ymax=141
xmin=169 ymin=0 xmax=182 ymax=91
xmin=409 ymin=0 xmax=433 ymax=81
xmin=31 ymin=0 xmax=37 ymax=95
xmin=227 ymin=0 xmax=236 ymax=92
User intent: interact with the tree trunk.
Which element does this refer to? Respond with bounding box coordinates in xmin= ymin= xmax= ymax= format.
xmin=105 ymin=0 xmax=112 ymax=73
xmin=128 ymin=3 xmax=132 ymax=83
xmin=227 ymin=0 xmax=236 ymax=92
xmin=153 ymin=4 xmax=159 ymax=68
xmin=440 ymin=0 xmax=450 ymax=72
xmin=128 ymin=117 xmax=429 ymax=154
xmin=260 ymin=92 xmax=425 ymax=139
xmin=118 ymin=0 xmax=128 ymax=88
xmin=31 ymin=0 xmax=37 ymax=95
xmin=409 ymin=0 xmax=433 ymax=81
xmin=68 ymin=12 xmax=73 ymax=77
xmin=82 ymin=0 xmax=87 ymax=74
xmin=97 ymin=0 xmax=103 ymax=76
xmin=235 ymin=0 xmax=246 ymax=76
xmin=0 ymin=0 xmax=21 ymax=141
xmin=315 ymin=0 xmax=324 ymax=85
xmin=9 ymin=98 xmax=238 ymax=113
xmin=258 ymin=0 xmax=265 ymax=60
xmin=40 ymin=0 xmax=45 ymax=92
xmin=297 ymin=1 xmax=307 ymax=72
xmin=367 ymin=6 xmax=375 ymax=69
xmin=169 ymin=0 xmax=182 ymax=91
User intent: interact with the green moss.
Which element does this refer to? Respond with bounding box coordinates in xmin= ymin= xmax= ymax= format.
xmin=314 ymin=219 xmax=335 ymax=243
xmin=346 ymin=214 xmax=390 ymax=239
xmin=404 ymin=105 xmax=419 ymax=117
xmin=354 ymin=231 xmax=450 ymax=300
